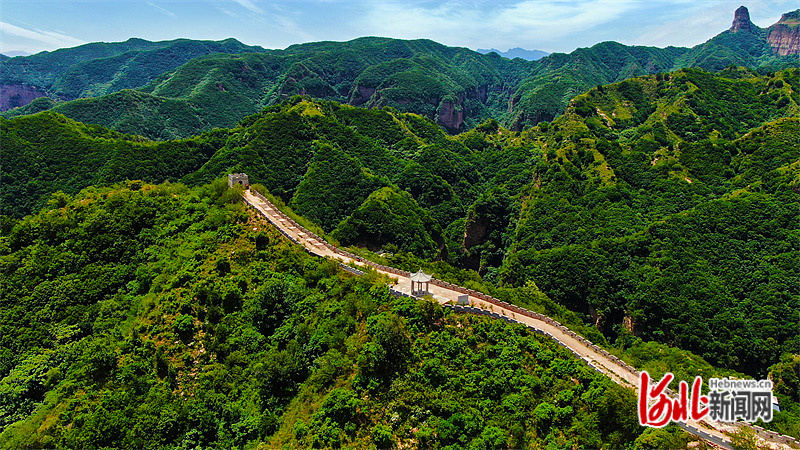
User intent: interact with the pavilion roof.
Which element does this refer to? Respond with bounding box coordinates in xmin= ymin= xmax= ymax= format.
xmin=409 ymin=270 xmax=432 ymax=282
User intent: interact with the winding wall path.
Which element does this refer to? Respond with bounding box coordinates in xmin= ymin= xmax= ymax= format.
xmin=242 ymin=188 xmax=798 ymax=450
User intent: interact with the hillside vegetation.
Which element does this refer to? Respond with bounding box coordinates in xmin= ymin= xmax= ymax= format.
xmin=2 ymin=67 xmax=798 ymax=441
xmin=4 ymin=66 xmax=798 ymax=372
xmin=497 ymin=67 xmax=800 ymax=376
xmin=1 ymin=180 xmax=687 ymax=448
xmin=0 ymin=112 xmax=220 ymax=217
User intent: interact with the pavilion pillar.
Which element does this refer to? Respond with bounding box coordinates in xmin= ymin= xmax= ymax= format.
xmin=409 ymin=269 xmax=432 ymax=296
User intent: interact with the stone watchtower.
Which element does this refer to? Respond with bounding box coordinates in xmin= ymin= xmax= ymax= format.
xmin=228 ymin=173 xmax=250 ymax=188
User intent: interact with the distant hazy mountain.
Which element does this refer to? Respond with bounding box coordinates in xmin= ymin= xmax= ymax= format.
xmin=476 ymin=47 xmax=549 ymax=61
xmin=1 ymin=50 xmax=31 ymax=57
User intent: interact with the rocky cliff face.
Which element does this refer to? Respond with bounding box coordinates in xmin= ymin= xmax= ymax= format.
xmin=0 ymin=84 xmax=49 ymax=111
xmin=730 ymin=6 xmax=756 ymax=33
xmin=437 ymin=97 xmax=465 ymax=133
xmin=729 ymin=6 xmax=799 ymax=56
xmin=461 ymin=214 xmax=489 ymax=271
xmin=348 ymin=82 xmax=503 ymax=133
xmin=436 ymin=85 xmax=507 ymax=132
xmin=767 ymin=11 xmax=800 ymax=56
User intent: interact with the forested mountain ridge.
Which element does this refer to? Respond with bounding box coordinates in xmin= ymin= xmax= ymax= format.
xmin=2 ymin=37 xmax=515 ymax=136
xmin=506 ymin=42 xmax=690 ymax=130
xmin=676 ymin=6 xmax=800 ymax=70
xmin=0 ymin=37 xmax=266 ymax=110
xmin=3 ymin=7 xmax=798 ymax=139
xmin=0 ymin=111 xmax=220 ymax=217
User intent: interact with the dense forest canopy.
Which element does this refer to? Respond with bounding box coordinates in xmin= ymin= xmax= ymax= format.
xmin=3 ymin=68 xmax=798 ymax=374
xmin=1 ymin=62 xmax=798 ymax=445
xmin=0 ymin=180 xmax=712 ymax=448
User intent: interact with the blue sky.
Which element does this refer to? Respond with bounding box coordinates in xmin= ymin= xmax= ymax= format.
xmin=1 ymin=1 xmax=796 ymax=56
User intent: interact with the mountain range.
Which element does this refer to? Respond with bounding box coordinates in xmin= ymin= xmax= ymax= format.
xmin=1 ymin=6 xmax=799 ymax=447
xmin=0 ymin=37 xmax=266 ymax=110
xmin=2 ymin=62 xmax=798 ymax=446
xmin=0 ymin=51 xmax=30 ymax=58
xmin=2 ymin=7 xmax=798 ymax=139
xmin=475 ymin=47 xmax=550 ymax=61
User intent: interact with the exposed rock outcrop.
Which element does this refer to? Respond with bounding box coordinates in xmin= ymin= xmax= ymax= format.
xmin=463 ymin=214 xmax=489 ymax=250
xmin=437 ymin=85 xmax=504 ymax=132
xmin=350 ymin=86 xmax=376 ymax=106
xmin=348 ymin=82 xmax=504 ymax=133
xmin=461 ymin=214 xmax=489 ymax=271
xmin=622 ymin=314 xmax=641 ymax=336
xmin=590 ymin=307 xmax=605 ymax=333
xmin=437 ymin=94 xmax=466 ymax=133
xmin=730 ymin=6 xmax=756 ymax=33
xmin=767 ymin=11 xmax=800 ymax=56
xmin=0 ymin=84 xmax=49 ymax=111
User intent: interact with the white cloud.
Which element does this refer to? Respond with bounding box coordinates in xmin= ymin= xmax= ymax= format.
xmin=0 ymin=21 xmax=85 ymax=52
xmin=494 ymin=0 xmax=636 ymax=31
xmin=216 ymin=6 xmax=240 ymax=19
xmin=147 ymin=2 xmax=177 ymax=18
xmin=232 ymin=0 xmax=264 ymax=15
xmin=354 ymin=0 xmax=640 ymax=52
xmin=271 ymin=14 xmax=314 ymax=42
xmin=222 ymin=1 xmax=313 ymax=44
xmin=628 ymin=3 xmax=728 ymax=48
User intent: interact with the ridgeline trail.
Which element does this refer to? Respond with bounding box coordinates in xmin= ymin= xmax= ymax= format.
xmin=242 ymin=187 xmax=798 ymax=450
